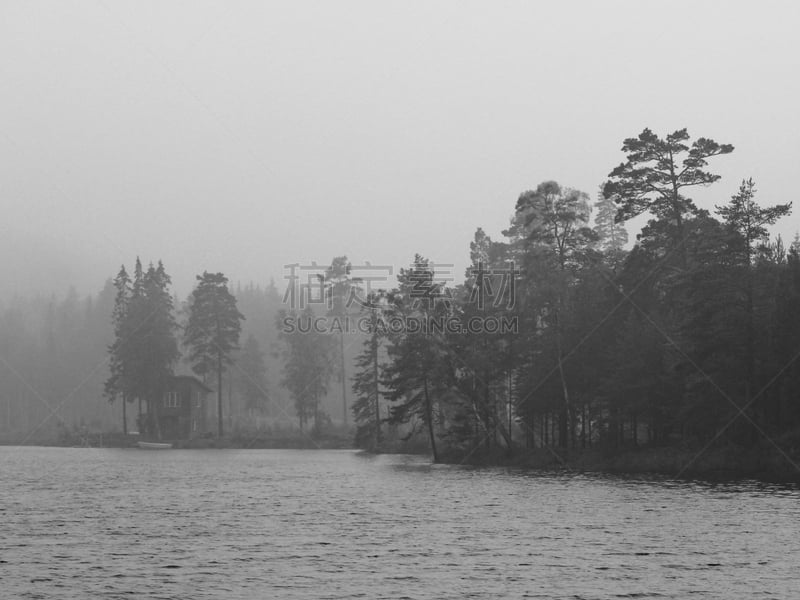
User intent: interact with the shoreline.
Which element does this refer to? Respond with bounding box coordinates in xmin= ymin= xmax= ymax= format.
xmin=4 ymin=434 xmax=799 ymax=484
xmin=0 ymin=431 xmax=354 ymax=451
xmin=435 ymin=443 xmax=800 ymax=484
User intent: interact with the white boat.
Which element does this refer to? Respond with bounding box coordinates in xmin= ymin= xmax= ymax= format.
xmin=137 ymin=441 xmax=173 ymax=450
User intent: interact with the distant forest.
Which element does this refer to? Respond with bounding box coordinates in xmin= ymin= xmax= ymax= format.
xmin=0 ymin=277 xmax=289 ymax=443
xmin=2 ymin=127 xmax=800 ymax=467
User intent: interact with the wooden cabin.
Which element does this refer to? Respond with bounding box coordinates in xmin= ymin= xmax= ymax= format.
xmin=159 ymin=375 xmax=213 ymax=439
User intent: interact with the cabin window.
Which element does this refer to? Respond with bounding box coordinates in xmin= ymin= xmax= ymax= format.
xmin=164 ymin=391 xmax=180 ymax=408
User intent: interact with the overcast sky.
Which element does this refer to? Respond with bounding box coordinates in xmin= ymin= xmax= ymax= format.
xmin=2 ymin=1 xmax=798 ymax=301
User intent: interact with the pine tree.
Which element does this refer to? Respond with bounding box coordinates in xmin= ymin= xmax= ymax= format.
xmin=383 ymin=255 xmax=455 ymax=462
xmin=715 ymin=178 xmax=792 ymax=427
xmin=108 ymin=258 xmax=179 ymax=440
xmin=325 ymin=256 xmax=356 ymax=426
xmin=511 ymin=181 xmax=597 ymax=448
xmin=276 ymin=305 xmax=333 ymax=433
xmin=604 ymin=128 xmax=733 ymax=251
xmin=104 ymin=265 xmax=131 ymax=433
xmin=184 ymin=271 xmax=244 ymax=438
xmin=715 ymin=178 xmax=792 ymax=265
xmin=448 ymin=228 xmax=516 ymax=452
xmin=593 ymin=188 xmax=629 ymax=271
xmin=351 ymin=293 xmax=384 ymax=449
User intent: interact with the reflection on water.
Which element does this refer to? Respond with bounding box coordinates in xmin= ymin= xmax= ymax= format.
xmin=1 ymin=447 xmax=798 ymax=599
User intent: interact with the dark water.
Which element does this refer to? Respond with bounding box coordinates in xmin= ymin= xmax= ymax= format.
xmin=1 ymin=447 xmax=798 ymax=599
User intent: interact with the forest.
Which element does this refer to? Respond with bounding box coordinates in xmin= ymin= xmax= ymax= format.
xmin=2 ymin=127 xmax=799 ymax=474
xmin=0 ymin=270 xmax=288 ymax=444
xmin=283 ymin=127 xmax=800 ymax=471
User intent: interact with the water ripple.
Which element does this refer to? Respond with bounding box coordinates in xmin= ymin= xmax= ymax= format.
xmin=1 ymin=447 xmax=799 ymax=599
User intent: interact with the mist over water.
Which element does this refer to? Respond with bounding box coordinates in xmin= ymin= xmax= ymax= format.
xmin=2 ymin=447 xmax=798 ymax=599
xmin=4 ymin=2 xmax=800 ymax=597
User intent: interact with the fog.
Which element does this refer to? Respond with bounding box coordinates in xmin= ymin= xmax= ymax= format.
xmin=2 ymin=0 xmax=799 ymax=299
xmin=4 ymin=6 xmax=800 ymax=598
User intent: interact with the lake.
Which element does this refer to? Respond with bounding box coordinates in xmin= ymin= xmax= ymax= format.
xmin=1 ymin=447 xmax=798 ymax=599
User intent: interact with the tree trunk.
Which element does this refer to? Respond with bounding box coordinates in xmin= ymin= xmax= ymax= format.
xmin=580 ymin=403 xmax=586 ymax=449
xmin=507 ymin=371 xmax=513 ymax=456
xmin=587 ymin=404 xmax=592 ymax=447
xmin=228 ymin=372 xmax=233 ymax=433
xmin=543 ymin=412 xmax=548 ymax=447
xmin=745 ymin=263 xmax=759 ymax=439
xmin=484 ymin=379 xmax=492 ymax=450
xmin=554 ymin=309 xmax=570 ymax=449
xmin=570 ymin=405 xmax=577 ymax=449
xmin=122 ymin=396 xmax=127 ymax=435
xmin=152 ymin=397 xmax=162 ymax=441
xmin=340 ymin=330 xmax=347 ymax=427
xmin=423 ymin=378 xmax=439 ymax=462
xmin=494 ymin=417 xmax=513 ymax=451
xmin=372 ymin=330 xmax=381 ymax=448
xmin=217 ymin=349 xmax=224 ymax=438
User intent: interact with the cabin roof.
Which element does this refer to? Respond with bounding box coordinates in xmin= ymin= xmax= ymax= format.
xmin=170 ymin=374 xmax=214 ymax=393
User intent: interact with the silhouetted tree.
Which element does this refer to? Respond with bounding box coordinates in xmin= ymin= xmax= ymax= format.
xmin=604 ymin=128 xmax=733 ymax=248
xmin=325 ymin=256 xmax=358 ymax=426
xmin=511 ymin=181 xmax=597 ymax=448
xmin=104 ymin=265 xmax=132 ymax=433
xmin=715 ymin=179 xmax=792 ymax=429
xmin=383 ymin=256 xmax=456 ymax=462
xmin=184 ymin=271 xmax=244 ymax=438
xmin=351 ymin=292 xmax=385 ymax=450
xmin=120 ymin=259 xmax=180 ymax=440
xmin=448 ymin=228 xmax=516 ymax=452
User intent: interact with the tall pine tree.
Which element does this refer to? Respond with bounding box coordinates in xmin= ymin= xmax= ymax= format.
xmin=104 ymin=265 xmax=131 ymax=433
xmin=351 ymin=292 xmax=385 ymax=450
xmin=184 ymin=271 xmax=244 ymax=438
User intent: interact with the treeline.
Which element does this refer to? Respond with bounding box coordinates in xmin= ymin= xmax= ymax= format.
xmin=0 ymin=269 xmax=291 ymax=442
xmin=3 ymin=126 xmax=799 ymax=460
xmin=0 ymin=285 xmax=116 ymax=440
xmin=329 ymin=128 xmax=800 ymax=460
